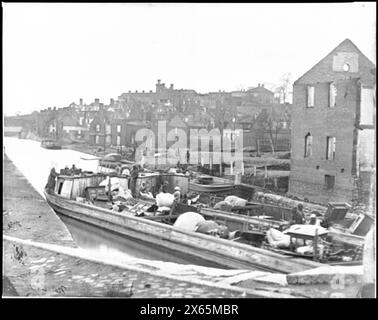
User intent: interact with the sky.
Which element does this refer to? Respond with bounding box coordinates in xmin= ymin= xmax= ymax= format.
xmin=3 ymin=2 xmax=376 ymax=116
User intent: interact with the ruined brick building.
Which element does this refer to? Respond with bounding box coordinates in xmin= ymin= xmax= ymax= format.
xmin=289 ymin=39 xmax=375 ymax=209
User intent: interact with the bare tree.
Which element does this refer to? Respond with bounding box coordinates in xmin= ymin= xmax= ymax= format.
xmin=275 ymin=73 xmax=293 ymax=104
xmin=254 ymin=109 xmax=270 ymax=155
xmin=254 ymin=106 xmax=290 ymax=155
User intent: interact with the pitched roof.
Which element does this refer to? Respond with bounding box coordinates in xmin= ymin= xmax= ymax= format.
xmin=295 ymin=39 xmax=376 ymax=85
xmin=247 ymin=86 xmax=274 ymax=95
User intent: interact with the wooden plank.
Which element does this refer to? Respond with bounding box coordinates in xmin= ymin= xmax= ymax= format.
xmin=328 ymin=231 xmax=365 ymax=247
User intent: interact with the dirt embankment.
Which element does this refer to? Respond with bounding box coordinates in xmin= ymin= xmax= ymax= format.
xmin=3 ymin=154 xmax=76 ymax=247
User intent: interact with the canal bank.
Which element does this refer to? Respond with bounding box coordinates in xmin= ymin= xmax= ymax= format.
xmin=3 ymin=154 xmax=76 ymax=247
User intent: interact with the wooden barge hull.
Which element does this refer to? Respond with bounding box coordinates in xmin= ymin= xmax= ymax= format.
xmin=44 ymin=191 xmax=322 ymax=274
xmin=189 ymin=182 xmax=257 ymax=200
xmin=189 ymin=182 xmax=235 ymax=193
xmin=42 ymin=145 xmax=62 ymax=150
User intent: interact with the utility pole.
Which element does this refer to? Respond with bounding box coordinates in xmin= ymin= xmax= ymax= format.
xmin=103 ymin=118 xmax=107 ymax=154
xmin=103 ymin=131 xmax=106 ymax=154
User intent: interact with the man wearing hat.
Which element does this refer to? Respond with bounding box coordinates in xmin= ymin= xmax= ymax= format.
xmin=161 ymin=181 xmax=169 ymax=193
xmin=139 ymin=181 xmax=154 ymax=199
xmin=309 ymin=212 xmax=321 ymax=226
xmin=291 ymin=204 xmax=305 ymax=225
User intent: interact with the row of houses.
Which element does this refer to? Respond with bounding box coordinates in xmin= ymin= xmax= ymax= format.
xmin=5 ymin=79 xmax=291 ymax=153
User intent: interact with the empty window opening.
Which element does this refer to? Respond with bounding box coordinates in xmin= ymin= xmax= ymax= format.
xmin=307 ymin=86 xmax=315 ymax=107
xmin=325 ymin=175 xmax=335 ymax=190
xmin=58 ymin=182 xmax=64 ymax=194
xmin=329 ymin=82 xmax=337 ymax=107
xmin=326 ymin=136 xmax=336 ymax=160
xmin=304 ymin=133 xmax=312 ymax=157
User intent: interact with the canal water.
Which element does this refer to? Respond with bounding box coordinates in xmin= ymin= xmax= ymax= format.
xmin=3 ymin=137 xmax=224 ymax=269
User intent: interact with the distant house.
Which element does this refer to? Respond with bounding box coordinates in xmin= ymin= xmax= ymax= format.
xmin=3 ymin=126 xmax=23 ymax=137
xmin=90 ymin=108 xmax=151 ymax=150
xmin=117 ymin=80 xmax=200 ymax=120
xmin=4 ymin=114 xmax=37 ymax=136
xmin=88 ymin=110 xmax=112 ymax=146
xmin=110 ymin=119 xmax=147 ymax=148
xmin=289 ymin=39 xmax=376 ymax=206
xmin=246 ymin=84 xmax=275 ymax=104
xmin=59 ymin=113 xmax=88 ymax=140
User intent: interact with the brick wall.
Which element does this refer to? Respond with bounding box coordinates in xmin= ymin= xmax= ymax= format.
xmin=288 ymin=39 xmax=375 ymax=205
xmin=289 ymin=80 xmax=359 ymax=203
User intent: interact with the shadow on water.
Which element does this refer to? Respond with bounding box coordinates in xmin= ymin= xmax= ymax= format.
xmin=58 ymin=214 xmax=228 ymax=269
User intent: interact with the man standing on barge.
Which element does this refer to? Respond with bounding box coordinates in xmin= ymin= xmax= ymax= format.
xmin=46 ymin=168 xmax=57 ymax=193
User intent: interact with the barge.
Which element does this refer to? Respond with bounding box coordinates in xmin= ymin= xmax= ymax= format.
xmin=44 ymin=170 xmax=324 ymax=273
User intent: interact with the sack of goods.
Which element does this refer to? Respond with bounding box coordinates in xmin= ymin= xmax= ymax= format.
xmin=266 ymin=228 xmax=291 ymax=249
xmin=113 ymin=189 xmax=133 ymax=202
xmin=173 ymin=212 xmax=205 ymax=232
xmin=213 ymin=201 xmax=233 ymax=212
xmin=99 ymin=177 xmax=120 ymax=192
xmin=224 ymin=195 xmax=248 ymax=207
xmin=195 ymin=220 xmax=230 ymax=239
xmin=156 ymin=192 xmax=175 ymax=208
xmin=140 ymin=191 xmax=155 ymax=200
xmin=296 ymin=244 xmax=325 ymax=256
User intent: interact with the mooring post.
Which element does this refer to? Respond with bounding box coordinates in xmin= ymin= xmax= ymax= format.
xmin=314 ymin=228 xmax=318 ymax=261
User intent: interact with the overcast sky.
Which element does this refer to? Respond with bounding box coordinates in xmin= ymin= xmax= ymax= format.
xmin=3 ymin=2 xmax=376 ymax=116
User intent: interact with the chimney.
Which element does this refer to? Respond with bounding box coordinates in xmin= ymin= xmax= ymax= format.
xmin=258 ymin=83 xmax=260 ymax=87
xmin=95 ymin=98 xmax=100 ymax=104
xmin=110 ymin=98 xmax=114 ymax=105
xmin=135 ymin=90 xmax=138 ymax=93
xmin=261 ymin=84 xmax=264 ymax=88
xmin=149 ymin=90 xmax=153 ymax=93
xmin=79 ymin=98 xmax=83 ymax=105
xmin=142 ymin=90 xmax=145 ymax=93
xmin=170 ymin=84 xmax=174 ymax=90
xmin=157 ymin=79 xmax=161 ymax=85
xmin=128 ymin=90 xmax=131 ymax=93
